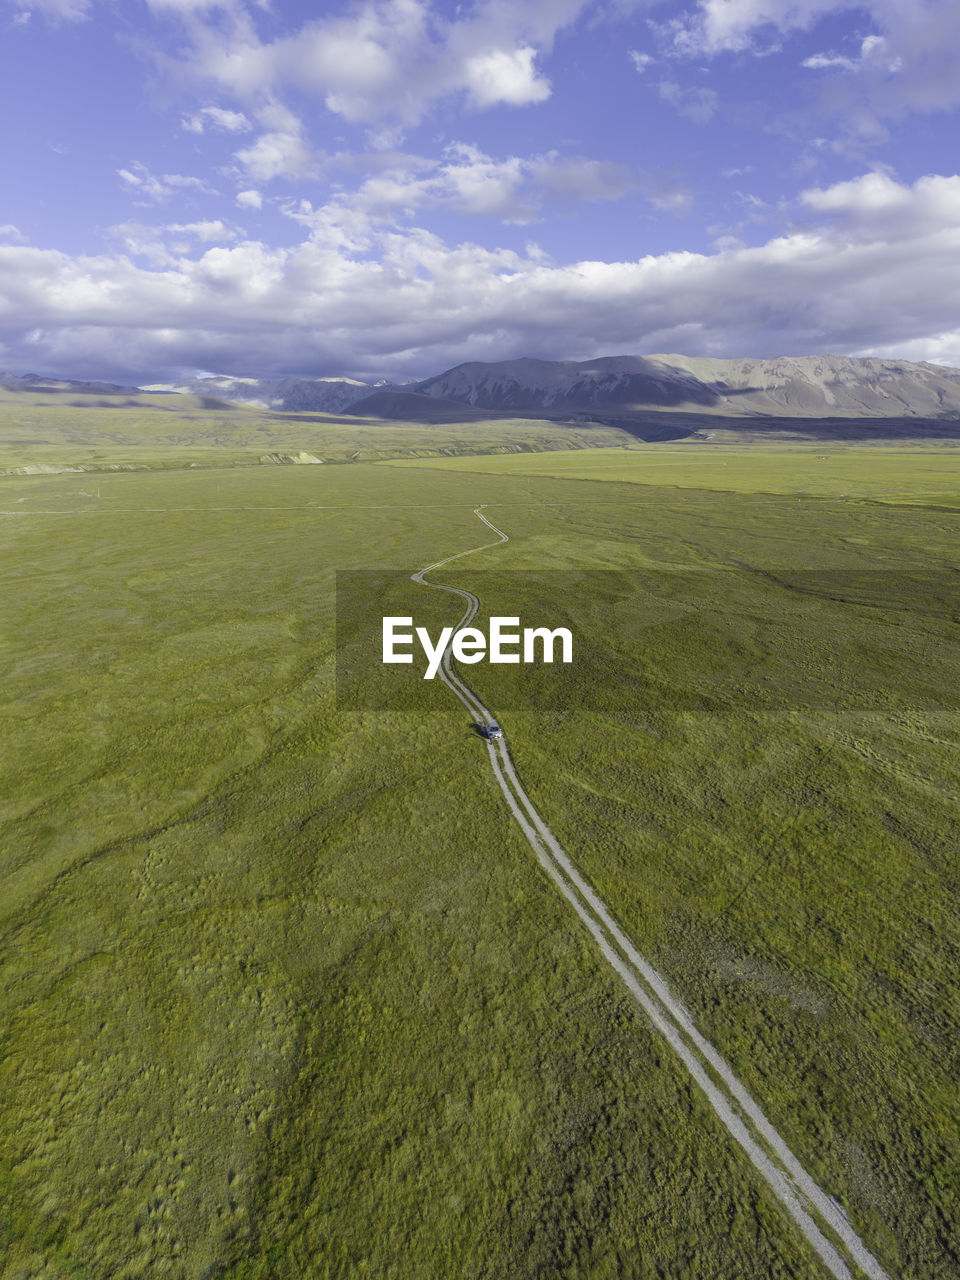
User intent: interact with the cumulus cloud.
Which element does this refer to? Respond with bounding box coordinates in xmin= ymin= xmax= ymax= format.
xmin=800 ymin=170 xmax=960 ymax=235
xmin=641 ymin=173 xmax=694 ymax=214
xmin=658 ymin=80 xmax=719 ymax=123
xmin=2 ymin=171 xmax=959 ymax=380
xmin=629 ymin=50 xmax=654 ymax=73
xmin=233 ymin=128 xmax=322 ymax=182
xmin=109 ymin=218 xmax=238 ymax=265
xmin=117 ymin=161 xmax=216 ymax=203
xmin=166 ymin=219 xmax=237 ymax=240
xmin=530 ymin=153 xmax=638 ymax=203
xmin=463 ymin=46 xmax=551 ymax=108
xmin=144 ymin=0 xmax=586 ymax=125
xmin=860 ymin=331 xmax=960 ymax=368
xmin=275 ymin=144 xmax=639 ymax=228
xmin=425 ymin=146 xmax=633 ymax=221
xmin=146 ymin=0 xmax=245 ymax=12
xmin=424 ymin=146 xmax=533 ymax=220
xmin=236 ymin=188 xmax=263 ymax=209
xmin=226 ymin=102 xmax=327 ymax=182
xmin=803 ymin=34 xmax=902 ymax=73
xmin=181 ymin=105 xmax=252 ymax=133
xmin=664 ymin=0 xmax=831 ymax=56
xmin=665 ymin=1 xmax=960 ymax=120
xmin=0 ymin=225 xmax=27 ymax=243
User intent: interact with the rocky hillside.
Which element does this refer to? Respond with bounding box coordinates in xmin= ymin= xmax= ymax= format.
xmin=413 ymin=356 xmax=719 ymax=414
xmin=0 ymin=372 xmax=144 ymax=396
xmin=412 ymin=354 xmax=960 ymax=419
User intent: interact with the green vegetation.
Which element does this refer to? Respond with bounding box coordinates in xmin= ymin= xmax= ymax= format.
xmin=387 ymin=441 xmax=960 ymax=504
xmin=1 ymin=428 xmax=957 ymax=1277
xmin=414 ymin=480 xmax=960 ymax=1279
xmin=0 ymin=393 xmax=636 ymax=474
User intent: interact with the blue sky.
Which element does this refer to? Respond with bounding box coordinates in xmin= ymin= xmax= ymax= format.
xmin=2 ymin=0 xmax=959 ymax=380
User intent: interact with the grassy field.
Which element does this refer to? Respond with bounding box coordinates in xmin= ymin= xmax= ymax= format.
xmin=1 ymin=432 xmax=958 ymax=1278
xmin=387 ymin=442 xmax=960 ymax=504
xmin=397 ymin=478 xmax=960 ymax=1279
xmin=0 ymin=393 xmax=636 ymax=474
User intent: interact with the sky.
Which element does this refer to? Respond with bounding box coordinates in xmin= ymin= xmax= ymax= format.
xmin=2 ymin=0 xmax=960 ymax=382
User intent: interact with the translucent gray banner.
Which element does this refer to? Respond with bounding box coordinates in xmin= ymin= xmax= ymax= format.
xmin=335 ymin=569 xmax=960 ymax=714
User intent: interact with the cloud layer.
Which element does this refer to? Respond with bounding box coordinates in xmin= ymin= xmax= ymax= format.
xmin=2 ymin=173 xmax=959 ymax=380
xmin=7 ymin=1 xmax=960 ymax=383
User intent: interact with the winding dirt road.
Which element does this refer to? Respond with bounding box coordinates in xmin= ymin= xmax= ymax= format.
xmin=413 ymin=504 xmax=893 ymax=1280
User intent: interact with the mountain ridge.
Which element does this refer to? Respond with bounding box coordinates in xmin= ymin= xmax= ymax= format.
xmin=410 ymin=354 xmax=960 ymax=420
xmin=3 ymin=353 xmax=960 ymax=420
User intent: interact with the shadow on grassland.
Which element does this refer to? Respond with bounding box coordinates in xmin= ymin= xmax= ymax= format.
xmin=577 ymin=410 xmax=960 ymax=443
xmin=337 ymin=391 xmax=960 ymax=443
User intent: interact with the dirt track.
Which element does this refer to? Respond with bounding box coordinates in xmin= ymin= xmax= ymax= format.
xmin=413 ymin=504 xmax=893 ymax=1280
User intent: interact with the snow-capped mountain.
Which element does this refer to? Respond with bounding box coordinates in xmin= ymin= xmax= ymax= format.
xmin=138 ymin=375 xmax=391 ymax=413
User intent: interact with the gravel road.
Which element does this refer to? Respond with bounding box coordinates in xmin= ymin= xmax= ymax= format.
xmin=412 ymin=504 xmax=893 ymax=1280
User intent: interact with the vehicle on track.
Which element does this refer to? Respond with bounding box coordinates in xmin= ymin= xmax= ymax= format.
xmin=484 ymin=721 xmax=503 ymax=741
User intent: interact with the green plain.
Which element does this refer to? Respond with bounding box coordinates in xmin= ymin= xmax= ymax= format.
xmin=386 ymin=441 xmax=960 ymax=504
xmin=1 ymin=410 xmax=958 ymax=1278
xmin=0 ymin=393 xmax=634 ymax=473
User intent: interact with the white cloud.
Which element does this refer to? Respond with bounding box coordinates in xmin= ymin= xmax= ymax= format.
xmin=117 ymin=161 xmax=216 ymax=204
xmin=109 ymin=219 xmax=237 ymax=265
xmin=227 ymin=103 xmax=327 ymax=182
xmin=256 ymin=101 xmax=301 ymax=133
xmin=629 ymin=50 xmax=654 ymax=73
xmin=800 ymin=171 xmax=960 ymax=236
xmin=146 ymin=0 xmax=586 ymax=125
xmin=665 ymin=0 xmax=828 ymax=56
xmin=463 ymin=46 xmax=551 ymax=108
xmin=803 ymin=34 xmax=902 ymax=74
xmin=233 ymin=129 xmax=322 ymax=182
xmin=4 ymin=171 xmax=960 ymax=380
xmin=0 ymin=225 xmax=27 ymax=243
xmin=658 ymin=80 xmax=719 ymax=123
xmin=641 ymin=174 xmax=694 ymax=214
xmin=236 ymin=189 xmax=263 ymax=209
xmin=146 ymin=0 xmax=249 ymax=12
xmin=167 ymin=219 xmax=237 ymax=240
xmin=277 ymin=144 xmax=639 ymax=228
xmin=665 ymin=1 xmax=960 ymax=120
xmin=109 ymin=223 xmax=170 ymax=264
xmin=861 ymin=331 xmax=960 ymax=368
xmin=531 ymin=153 xmax=638 ymax=203
xmin=181 ymin=105 xmax=252 ymax=133
xmin=440 ymin=147 xmax=534 ymax=219
xmin=10 ymin=0 xmax=91 ymax=21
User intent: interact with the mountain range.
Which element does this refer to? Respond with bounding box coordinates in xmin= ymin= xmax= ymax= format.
xmin=5 ymin=354 xmax=960 ymax=421
xmin=401 ymin=354 xmax=960 ymax=420
xmin=137 ymin=374 xmax=383 ymax=413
